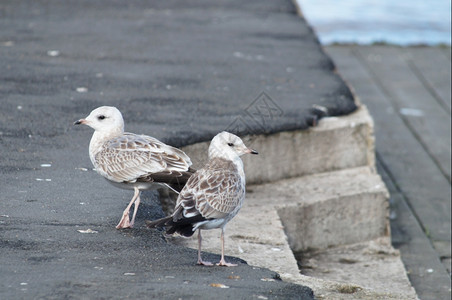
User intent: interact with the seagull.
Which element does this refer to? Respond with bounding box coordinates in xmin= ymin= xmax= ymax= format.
xmin=74 ymin=106 xmax=194 ymax=229
xmin=146 ymin=131 xmax=258 ymax=266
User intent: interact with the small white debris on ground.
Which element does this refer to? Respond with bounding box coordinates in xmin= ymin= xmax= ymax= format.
xmin=209 ymin=283 xmax=229 ymax=288
xmin=76 ymin=87 xmax=88 ymax=93
xmin=77 ymin=229 xmax=98 ymax=234
xmin=47 ymin=50 xmax=60 ymax=57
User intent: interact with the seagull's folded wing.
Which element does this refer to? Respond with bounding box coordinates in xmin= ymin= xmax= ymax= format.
xmin=176 ymin=165 xmax=245 ymax=221
xmin=94 ymin=133 xmax=192 ymax=183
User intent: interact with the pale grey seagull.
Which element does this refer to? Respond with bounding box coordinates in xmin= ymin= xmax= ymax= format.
xmin=146 ymin=131 xmax=258 ymax=266
xmin=74 ymin=106 xmax=194 ymax=229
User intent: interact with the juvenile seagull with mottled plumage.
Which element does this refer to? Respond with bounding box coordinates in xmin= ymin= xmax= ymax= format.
xmin=74 ymin=106 xmax=194 ymax=229
xmin=146 ymin=131 xmax=258 ymax=267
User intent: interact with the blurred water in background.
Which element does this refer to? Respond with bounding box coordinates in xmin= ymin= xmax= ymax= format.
xmin=296 ymin=0 xmax=451 ymax=45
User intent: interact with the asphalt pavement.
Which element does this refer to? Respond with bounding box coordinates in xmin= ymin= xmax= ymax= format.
xmin=1 ymin=0 xmax=358 ymax=298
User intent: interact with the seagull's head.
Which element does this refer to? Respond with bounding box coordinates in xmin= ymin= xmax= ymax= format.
xmin=74 ymin=106 xmax=124 ymax=134
xmin=208 ymin=131 xmax=258 ymax=160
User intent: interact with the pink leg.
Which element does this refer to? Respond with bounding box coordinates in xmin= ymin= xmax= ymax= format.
xmin=217 ymin=228 xmax=237 ymax=267
xmin=116 ymin=187 xmax=140 ymax=229
xmin=197 ymin=230 xmax=213 ymax=266
xmin=129 ymin=194 xmax=141 ymax=228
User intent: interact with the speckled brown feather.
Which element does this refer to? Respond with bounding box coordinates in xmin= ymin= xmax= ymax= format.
xmin=147 ymin=157 xmax=245 ymax=236
xmin=177 ymin=158 xmax=245 ymax=219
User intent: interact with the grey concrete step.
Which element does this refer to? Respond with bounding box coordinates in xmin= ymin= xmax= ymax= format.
xmin=259 ymin=166 xmax=389 ymax=252
xmin=182 ymin=105 xmax=375 ymax=185
xmin=296 ymin=237 xmax=418 ymax=299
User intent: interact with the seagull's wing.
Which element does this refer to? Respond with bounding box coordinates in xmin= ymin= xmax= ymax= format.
xmin=138 ymin=168 xmax=196 ymax=192
xmin=94 ymin=133 xmax=192 ymax=183
xmin=175 ymin=160 xmax=245 ymax=220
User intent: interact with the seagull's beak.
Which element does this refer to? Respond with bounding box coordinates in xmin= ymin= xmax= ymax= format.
xmin=74 ymin=119 xmax=87 ymax=125
xmin=245 ymin=148 xmax=258 ymax=155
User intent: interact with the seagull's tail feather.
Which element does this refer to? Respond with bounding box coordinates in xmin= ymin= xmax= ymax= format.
xmin=146 ymin=214 xmax=205 ymax=238
xmin=166 ymin=223 xmax=196 ymax=237
xmin=146 ymin=216 xmax=172 ymax=229
xmin=146 ymin=217 xmax=195 ymax=237
xmin=140 ymin=167 xmax=197 ymax=193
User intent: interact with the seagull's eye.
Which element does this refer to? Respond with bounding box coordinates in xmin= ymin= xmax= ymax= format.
xmin=227 ymin=143 xmax=234 ymax=147
xmin=98 ymin=115 xmax=106 ymax=120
